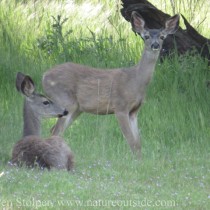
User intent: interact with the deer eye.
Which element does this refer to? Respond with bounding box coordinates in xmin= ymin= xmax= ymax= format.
xmin=43 ymin=101 xmax=50 ymax=106
xmin=160 ymin=35 xmax=165 ymax=40
xmin=144 ymin=35 xmax=150 ymax=40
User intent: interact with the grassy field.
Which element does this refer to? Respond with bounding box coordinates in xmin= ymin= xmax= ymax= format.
xmin=0 ymin=0 xmax=210 ymax=209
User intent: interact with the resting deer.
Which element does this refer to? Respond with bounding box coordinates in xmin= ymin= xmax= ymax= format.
xmin=42 ymin=12 xmax=180 ymax=158
xmin=10 ymin=72 xmax=74 ymax=170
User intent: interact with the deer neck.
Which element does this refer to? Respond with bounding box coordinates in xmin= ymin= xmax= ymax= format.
xmin=23 ymin=99 xmax=41 ymax=137
xmin=136 ymin=48 xmax=160 ymax=87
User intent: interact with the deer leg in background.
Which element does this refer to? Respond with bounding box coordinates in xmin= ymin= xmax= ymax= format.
xmin=52 ymin=108 xmax=81 ymax=136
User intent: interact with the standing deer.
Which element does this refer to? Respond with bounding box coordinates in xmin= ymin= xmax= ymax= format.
xmin=42 ymin=12 xmax=180 ymax=158
xmin=10 ymin=72 xmax=74 ymax=170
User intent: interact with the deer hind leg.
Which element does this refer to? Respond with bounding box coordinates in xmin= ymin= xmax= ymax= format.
xmin=115 ymin=111 xmax=141 ymax=159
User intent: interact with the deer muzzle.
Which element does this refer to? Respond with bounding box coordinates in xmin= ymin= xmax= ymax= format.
xmin=151 ymin=42 xmax=160 ymax=51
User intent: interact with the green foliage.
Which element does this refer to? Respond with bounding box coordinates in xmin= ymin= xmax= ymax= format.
xmin=37 ymin=15 xmax=73 ymax=61
xmin=0 ymin=0 xmax=210 ymax=210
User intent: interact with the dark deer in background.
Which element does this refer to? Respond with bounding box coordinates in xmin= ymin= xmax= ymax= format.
xmin=42 ymin=12 xmax=179 ymax=158
xmin=10 ymin=72 xmax=74 ymax=171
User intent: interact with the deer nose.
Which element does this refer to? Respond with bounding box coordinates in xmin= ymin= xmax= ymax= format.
xmin=58 ymin=110 xmax=69 ymax=118
xmin=63 ymin=110 xmax=69 ymax=116
xmin=151 ymin=42 xmax=160 ymax=50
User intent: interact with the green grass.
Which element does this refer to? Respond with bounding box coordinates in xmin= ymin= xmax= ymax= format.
xmin=0 ymin=0 xmax=210 ymax=209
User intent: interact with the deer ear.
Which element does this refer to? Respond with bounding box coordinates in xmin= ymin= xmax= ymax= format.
xmin=164 ymin=14 xmax=180 ymax=35
xmin=131 ymin=11 xmax=146 ymax=35
xmin=16 ymin=72 xmax=35 ymax=97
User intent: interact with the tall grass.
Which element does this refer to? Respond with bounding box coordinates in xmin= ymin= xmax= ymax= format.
xmin=0 ymin=0 xmax=210 ymax=209
xmin=152 ymin=0 xmax=210 ymax=34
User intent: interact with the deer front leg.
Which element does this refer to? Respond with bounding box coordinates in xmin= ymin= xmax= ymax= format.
xmin=52 ymin=109 xmax=81 ymax=136
xmin=115 ymin=112 xmax=141 ymax=159
xmin=130 ymin=110 xmax=141 ymax=147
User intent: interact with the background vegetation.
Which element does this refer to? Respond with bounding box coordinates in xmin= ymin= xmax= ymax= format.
xmin=0 ymin=0 xmax=209 ymax=209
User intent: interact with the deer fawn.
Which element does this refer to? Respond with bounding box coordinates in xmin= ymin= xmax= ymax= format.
xmin=10 ymin=72 xmax=74 ymax=170
xmin=42 ymin=12 xmax=179 ymax=158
